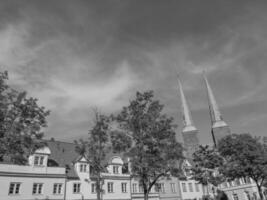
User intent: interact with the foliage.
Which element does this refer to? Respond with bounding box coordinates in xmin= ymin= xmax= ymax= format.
xmin=0 ymin=71 xmax=49 ymax=164
xmin=113 ymin=90 xmax=184 ymax=200
xmin=192 ymin=133 xmax=267 ymax=200
xmin=110 ymin=130 xmax=132 ymax=153
xmin=75 ymin=111 xmax=111 ymax=200
xmin=218 ymin=133 xmax=267 ymax=200
xmin=192 ymin=145 xmax=225 ymax=186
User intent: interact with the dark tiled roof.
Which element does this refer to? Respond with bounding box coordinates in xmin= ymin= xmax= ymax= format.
xmin=46 ymin=140 xmax=79 ymax=179
xmin=46 ymin=141 xmax=127 ymax=178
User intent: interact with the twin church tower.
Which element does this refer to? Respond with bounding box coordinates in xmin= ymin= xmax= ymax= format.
xmin=177 ymin=73 xmax=231 ymax=157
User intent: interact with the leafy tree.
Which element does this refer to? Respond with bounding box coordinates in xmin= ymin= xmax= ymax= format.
xmin=113 ymin=90 xmax=184 ymax=200
xmin=218 ymin=134 xmax=267 ymax=200
xmin=0 ymin=71 xmax=49 ymax=164
xmin=192 ymin=145 xmax=225 ymax=186
xmin=192 ymin=133 xmax=267 ymax=200
xmin=75 ymin=111 xmax=111 ymax=200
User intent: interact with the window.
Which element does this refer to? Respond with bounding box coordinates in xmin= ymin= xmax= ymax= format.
xmin=113 ymin=166 xmax=119 ymax=174
xmin=33 ymin=183 xmax=43 ymax=194
xmin=79 ymin=164 xmax=87 ymax=172
xmin=235 ymin=179 xmax=241 ymax=186
xmin=244 ymin=177 xmax=251 ymax=184
xmin=8 ymin=183 xmax=21 ymax=195
xmin=91 ymin=183 xmax=96 ymax=193
xmin=233 ymin=194 xmax=239 ymax=200
xmin=73 ymin=183 xmax=81 ymax=194
xmin=189 ymin=183 xmax=193 ymax=192
xmin=34 ymin=156 xmax=45 ymax=166
xmin=122 ymin=163 xmax=129 ymax=174
xmin=53 ymin=183 xmax=63 ymax=194
xmin=253 ymin=192 xmax=257 ymax=200
xmin=170 ymin=183 xmax=176 ymax=193
xmin=245 ymin=192 xmax=251 ymax=200
xmin=154 ymin=183 xmax=159 ymax=192
xmin=139 ymin=184 xmax=144 ymax=193
xmin=182 ymin=183 xmax=187 ymax=192
xmin=222 ymin=182 xmax=228 ymax=188
xmin=158 ymin=183 xmax=165 ymax=193
xmin=195 ymin=183 xmax=199 ymax=192
xmin=228 ymin=181 xmax=233 ymax=187
xmin=132 ymin=183 xmax=137 ymax=193
xmin=122 ymin=183 xmax=127 ymax=193
xmin=155 ymin=183 xmax=165 ymax=193
xmin=107 ymin=182 xmax=113 ymax=193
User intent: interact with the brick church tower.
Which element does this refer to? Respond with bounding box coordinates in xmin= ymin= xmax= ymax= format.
xmin=203 ymin=72 xmax=231 ymax=147
xmin=177 ymin=77 xmax=199 ymax=158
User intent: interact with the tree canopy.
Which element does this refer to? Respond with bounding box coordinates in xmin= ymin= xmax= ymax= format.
xmin=192 ymin=133 xmax=267 ymax=200
xmin=218 ymin=134 xmax=267 ymax=200
xmin=113 ymin=90 xmax=184 ymax=200
xmin=192 ymin=145 xmax=224 ymax=186
xmin=0 ymin=71 xmax=49 ymax=164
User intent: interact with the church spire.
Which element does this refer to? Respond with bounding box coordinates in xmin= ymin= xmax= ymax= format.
xmin=203 ymin=71 xmax=230 ymax=147
xmin=202 ymin=71 xmax=227 ymax=128
xmin=177 ymin=76 xmax=197 ymax=133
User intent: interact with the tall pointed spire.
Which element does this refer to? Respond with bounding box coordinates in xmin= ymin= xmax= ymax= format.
xmin=203 ymin=71 xmax=230 ymax=147
xmin=177 ymin=76 xmax=197 ymax=132
xmin=177 ymin=75 xmax=199 ymax=158
xmin=202 ymin=71 xmax=227 ymax=128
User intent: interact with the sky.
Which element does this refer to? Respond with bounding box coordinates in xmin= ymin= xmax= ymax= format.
xmin=1 ymin=0 xmax=267 ymax=144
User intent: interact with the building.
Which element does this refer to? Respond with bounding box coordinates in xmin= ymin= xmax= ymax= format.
xmin=0 ymin=140 xmax=175 ymax=200
xmin=177 ymin=73 xmax=260 ymax=200
xmin=177 ymin=77 xmax=199 ymax=159
xmin=218 ymin=178 xmax=259 ymax=200
xmin=131 ymin=178 xmax=160 ymax=200
xmin=178 ymin=160 xmax=204 ymax=200
xmin=202 ymin=72 xmax=231 ymax=147
xmin=0 ymin=146 xmax=66 ymax=200
xmin=0 ymin=141 xmax=133 ymax=200
xmin=177 ymin=77 xmax=205 ymax=200
xmin=156 ymin=177 xmax=182 ymax=200
xmin=203 ymin=73 xmax=260 ymax=200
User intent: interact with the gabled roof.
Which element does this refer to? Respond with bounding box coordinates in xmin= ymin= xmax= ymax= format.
xmin=45 ymin=140 xmax=79 ymax=178
xmin=46 ymin=140 xmax=127 ymax=177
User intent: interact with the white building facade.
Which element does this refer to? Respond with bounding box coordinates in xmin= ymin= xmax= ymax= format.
xmin=0 ymin=141 xmax=182 ymax=200
xmin=0 ymin=146 xmax=66 ymax=200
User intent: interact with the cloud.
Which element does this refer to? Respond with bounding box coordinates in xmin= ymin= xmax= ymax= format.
xmin=45 ymin=61 xmax=137 ymax=112
xmin=1 ymin=0 xmax=267 ymax=142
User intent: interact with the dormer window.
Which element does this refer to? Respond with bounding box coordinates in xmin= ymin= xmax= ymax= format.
xmin=34 ymin=156 xmax=44 ymax=166
xmin=79 ymin=164 xmax=87 ymax=172
xmin=113 ymin=166 xmax=119 ymax=174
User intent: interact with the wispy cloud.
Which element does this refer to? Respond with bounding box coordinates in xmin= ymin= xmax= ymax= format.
xmin=1 ymin=0 xmax=267 ymax=142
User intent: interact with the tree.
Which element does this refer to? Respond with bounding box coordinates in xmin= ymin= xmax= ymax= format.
xmin=113 ymin=90 xmax=184 ymax=200
xmin=218 ymin=134 xmax=267 ymax=200
xmin=0 ymin=71 xmax=49 ymax=164
xmin=192 ymin=145 xmax=225 ymax=186
xmin=192 ymin=133 xmax=267 ymax=200
xmin=75 ymin=111 xmax=111 ymax=200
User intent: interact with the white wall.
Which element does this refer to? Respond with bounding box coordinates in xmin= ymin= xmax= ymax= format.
xmin=158 ymin=177 xmax=182 ymax=200
xmin=0 ymin=163 xmax=65 ymax=174
xmin=179 ymin=180 xmax=204 ymax=200
xmin=0 ymin=176 xmax=65 ymax=200
xmin=221 ymin=180 xmax=259 ymax=200
xmin=65 ymin=177 xmax=132 ymax=200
